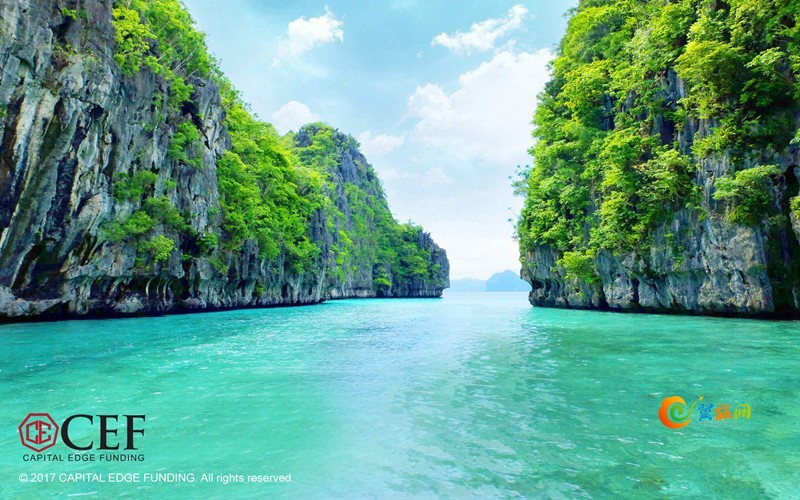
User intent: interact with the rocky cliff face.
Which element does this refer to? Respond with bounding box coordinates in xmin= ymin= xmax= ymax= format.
xmin=521 ymin=69 xmax=800 ymax=317
xmin=293 ymin=124 xmax=449 ymax=301
xmin=523 ymin=210 xmax=794 ymax=315
xmin=0 ymin=0 xmax=448 ymax=320
xmin=518 ymin=0 xmax=800 ymax=318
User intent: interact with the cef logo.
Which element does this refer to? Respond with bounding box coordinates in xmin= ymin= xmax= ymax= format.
xmin=17 ymin=413 xmax=145 ymax=453
xmin=18 ymin=413 xmax=59 ymax=452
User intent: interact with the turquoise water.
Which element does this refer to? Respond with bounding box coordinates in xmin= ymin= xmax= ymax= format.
xmin=1 ymin=292 xmax=799 ymax=498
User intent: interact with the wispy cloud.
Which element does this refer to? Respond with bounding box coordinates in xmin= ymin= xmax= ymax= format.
xmin=274 ymin=7 xmax=344 ymax=65
xmin=422 ymin=166 xmax=453 ymax=187
xmin=431 ymin=4 xmax=529 ymax=53
xmin=407 ymin=48 xmax=553 ymax=165
xmin=270 ymin=101 xmax=321 ymax=134
xmin=357 ymin=131 xmax=406 ymax=157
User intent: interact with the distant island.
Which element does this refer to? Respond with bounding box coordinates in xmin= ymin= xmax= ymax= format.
xmin=449 ymin=271 xmax=531 ymax=292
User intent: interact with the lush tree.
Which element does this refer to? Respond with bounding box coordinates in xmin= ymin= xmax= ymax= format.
xmin=109 ymin=0 xmax=445 ymax=291
xmin=518 ymin=0 xmax=800 ymax=278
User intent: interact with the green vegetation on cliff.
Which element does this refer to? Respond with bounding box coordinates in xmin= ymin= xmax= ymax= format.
xmin=109 ymin=0 xmax=447 ymax=294
xmin=517 ymin=0 xmax=800 ymax=268
xmin=215 ymin=83 xmax=323 ymax=274
xmin=113 ymin=0 xmax=207 ymax=108
xmin=292 ymin=124 xmax=447 ymax=293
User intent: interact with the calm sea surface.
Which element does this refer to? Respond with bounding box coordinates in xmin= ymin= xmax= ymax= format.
xmin=1 ymin=292 xmax=799 ymax=498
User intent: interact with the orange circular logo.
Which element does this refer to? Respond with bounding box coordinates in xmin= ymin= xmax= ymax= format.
xmin=659 ymin=396 xmax=696 ymax=429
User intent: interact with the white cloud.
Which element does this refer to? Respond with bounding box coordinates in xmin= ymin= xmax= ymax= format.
xmin=374 ymin=165 xmax=450 ymax=189
xmin=274 ymin=7 xmax=344 ymax=65
xmin=441 ymin=233 xmax=521 ymax=280
xmin=375 ymin=47 xmax=552 ymax=278
xmin=379 ymin=168 xmax=417 ymax=182
xmin=393 ymin=184 xmax=524 ymax=280
xmin=407 ymin=48 xmax=553 ymax=166
xmin=422 ymin=166 xmax=453 ymax=187
xmin=270 ymin=101 xmax=320 ymax=134
xmin=381 ymin=169 xmax=401 ymax=181
xmin=357 ymin=131 xmax=405 ymax=158
xmin=431 ymin=5 xmax=529 ymax=53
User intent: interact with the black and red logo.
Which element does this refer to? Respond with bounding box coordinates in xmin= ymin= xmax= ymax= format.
xmin=18 ymin=413 xmax=145 ymax=453
xmin=18 ymin=413 xmax=59 ymax=452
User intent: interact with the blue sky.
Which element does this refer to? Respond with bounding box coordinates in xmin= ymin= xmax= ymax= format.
xmin=183 ymin=0 xmax=576 ymax=279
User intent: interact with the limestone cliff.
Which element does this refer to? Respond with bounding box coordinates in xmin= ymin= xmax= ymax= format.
xmin=522 ymin=71 xmax=800 ymax=316
xmin=0 ymin=0 xmax=448 ymax=320
xmin=517 ymin=0 xmax=800 ymax=317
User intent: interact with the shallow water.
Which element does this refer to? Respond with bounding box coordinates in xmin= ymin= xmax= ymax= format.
xmin=1 ymin=292 xmax=799 ymax=498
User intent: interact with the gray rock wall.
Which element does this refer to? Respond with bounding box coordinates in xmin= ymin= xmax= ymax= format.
xmin=521 ymin=70 xmax=800 ymax=317
xmin=0 ymin=0 xmax=448 ymax=320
